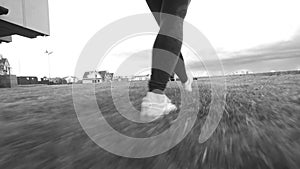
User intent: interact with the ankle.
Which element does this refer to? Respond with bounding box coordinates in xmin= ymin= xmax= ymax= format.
xmin=150 ymin=89 xmax=164 ymax=95
xmin=181 ymin=78 xmax=188 ymax=84
xmin=147 ymin=91 xmax=166 ymax=103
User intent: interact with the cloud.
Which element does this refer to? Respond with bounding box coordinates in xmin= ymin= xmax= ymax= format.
xmin=187 ymin=30 xmax=300 ymax=74
xmin=108 ymin=30 xmax=300 ymax=77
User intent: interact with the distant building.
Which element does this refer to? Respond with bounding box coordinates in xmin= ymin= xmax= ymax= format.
xmin=0 ymin=54 xmax=11 ymax=75
xmin=82 ymin=71 xmax=114 ymax=84
xmin=17 ymin=76 xmax=38 ymax=85
xmin=230 ymin=69 xmax=253 ymax=75
xmin=129 ymin=74 xmax=150 ymax=81
xmin=82 ymin=71 xmax=103 ymax=84
xmin=40 ymin=77 xmax=50 ymax=84
xmin=0 ymin=55 xmax=17 ymax=88
xmin=63 ymin=76 xmax=79 ymax=84
xmin=98 ymin=71 xmax=113 ymax=82
xmin=112 ymin=76 xmax=121 ymax=81
xmin=105 ymin=72 xmax=114 ymax=82
xmin=38 ymin=77 xmax=67 ymax=85
xmin=112 ymin=76 xmax=130 ymax=82
xmin=49 ymin=77 xmax=67 ymax=85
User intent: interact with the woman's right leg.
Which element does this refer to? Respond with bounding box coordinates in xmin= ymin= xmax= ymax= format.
xmin=174 ymin=52 xmax=188 ymax=83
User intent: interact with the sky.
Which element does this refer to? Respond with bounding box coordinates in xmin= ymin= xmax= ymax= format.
xmin=0 ymin=0 xmax=300 ymax=78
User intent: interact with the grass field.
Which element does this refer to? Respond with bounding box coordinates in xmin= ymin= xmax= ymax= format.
xmin=0 ymin=74 xmax=299 ymax=169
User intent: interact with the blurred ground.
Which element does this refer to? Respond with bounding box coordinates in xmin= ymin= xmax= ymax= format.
xmin=0 ymin=74 xmax=299 ymax=169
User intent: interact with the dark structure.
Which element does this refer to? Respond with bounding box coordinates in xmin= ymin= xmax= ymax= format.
xmin=0 ymin=6 xmax=9 ymax=16
xmin=0 ymin=36 xmax=12 ymax=43
xmin=50 ymin=77 xmax=67 ymax=85
xmin=39 ymin=77 xmax=50 ymax=85
xmin=17 ymin=76 xmax=38 ymax=85
xmin=0 ymin=75 xmax=17 ymax=88
xmin=0 ymin=1 xmax=50 ymax=39
xmin=39 ymin=77 xmax=67 ymax=85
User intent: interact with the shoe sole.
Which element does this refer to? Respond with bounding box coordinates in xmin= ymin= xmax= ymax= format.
xmin=140 ymin=107 xmax=177 ymax=122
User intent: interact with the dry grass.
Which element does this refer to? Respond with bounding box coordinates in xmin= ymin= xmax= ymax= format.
xmin=0 ymin=74 xmax=299 ymax=169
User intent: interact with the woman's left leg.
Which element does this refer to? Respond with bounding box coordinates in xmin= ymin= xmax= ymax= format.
xmin=149 ymin=0 xmax=191 ymax=93
xmin=141 ymin=0 xmax=191 ymax=121
xmin=146 ymin=0 xmax=189 ymax=84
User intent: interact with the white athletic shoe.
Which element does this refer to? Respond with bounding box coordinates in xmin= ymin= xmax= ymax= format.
xmin=140 ymin=92 xmax=177 ymax=122
xmin=182 ymin=71 xmax=193 ymax=92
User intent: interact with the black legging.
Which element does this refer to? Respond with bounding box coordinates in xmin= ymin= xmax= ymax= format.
xmin=146 ymin=0 xmax=191 ymax=92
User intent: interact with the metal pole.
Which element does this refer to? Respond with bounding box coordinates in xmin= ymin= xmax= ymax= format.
xmin=45 ymin=50 xmax=53 ymax=85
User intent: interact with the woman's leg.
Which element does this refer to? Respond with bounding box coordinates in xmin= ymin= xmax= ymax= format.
xmin=145 ymin=0 xmax=162 ymax=26
xmin=148 ymin=0 xmax=191 ymax=93
xmin=146 ymin=0 xmax=189 ymax=84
